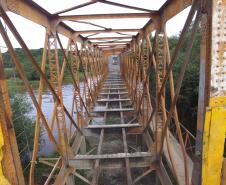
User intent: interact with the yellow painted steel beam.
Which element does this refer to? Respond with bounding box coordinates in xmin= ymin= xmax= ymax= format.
xmin=201 ymin=0 xmax=226 ymax=184
xmin=0 ymin=126 xmax=10 ymax=185
xmin=202 ymin=97 xmax=226 ymax=185
xmin=0 ymin=51 xmax=25 ymax=185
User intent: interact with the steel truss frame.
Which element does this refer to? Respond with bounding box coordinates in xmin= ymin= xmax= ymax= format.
xmin=0 ymin=0 xmax=225 ymax=185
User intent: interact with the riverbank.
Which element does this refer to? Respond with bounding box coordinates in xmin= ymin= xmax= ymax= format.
xmin=6 ymin=74 xmax=84 ymax=95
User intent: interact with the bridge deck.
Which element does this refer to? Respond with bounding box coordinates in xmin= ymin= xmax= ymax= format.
xmin=83 ymin=61 xmax=194 ymax=185
xmin=80 ymin=63 xmax=155 ymax=185
xmin=0 ymin=1 xmax=223 ymax=185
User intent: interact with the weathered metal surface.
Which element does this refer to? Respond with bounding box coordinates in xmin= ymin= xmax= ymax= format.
xmin=0 ymin=0 xmax=225 ymax=185
xmin=0 ymin=50 xmax=25 ymax=185
xmin=200 ymin=1 xmax=226 ymax=185
xmin=86 ymin=123 xmax=141 ymax=129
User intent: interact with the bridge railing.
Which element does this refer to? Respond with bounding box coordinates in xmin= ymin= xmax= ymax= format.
xmin=167 ymin=112 xmax=196 ymax=159
xmin=0 ymin=8 xmax=109 ymax=184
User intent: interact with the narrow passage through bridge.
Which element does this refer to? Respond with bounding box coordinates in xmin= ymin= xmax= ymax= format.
xmin=0 ymin=0 xmax=225 ymax=185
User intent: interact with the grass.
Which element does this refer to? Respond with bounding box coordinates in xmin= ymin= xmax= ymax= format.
xmin=7 ymin=78 xmax=39 ymax=94
xmin=28 ymin=151 xmax=59 ymax=184
xmin=106 ymin=116 xmax=121 ymax=125
xmin=6 ymin=71 xmax=90 ymax=183
xmin=6 ymin=71 xmax=84 ymax=95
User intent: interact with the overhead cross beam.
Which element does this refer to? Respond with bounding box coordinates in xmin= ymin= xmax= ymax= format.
xmin=54 ymin=0 xmax=98 ymax=15
xmin=87 ymin=36 xmax=132 ymax=40
xmin=69 ymin=20 xmax=109 ymax=30
xmin=58 ymin=13 xmax=153 ymax=21
xmin=92 ymin=41 xmax=130 ymax=44
xmin=138 ymin=0 xmax=192 ymax=38
xmin=96 ymin=45 xmax=129 ymax=48
xmin=98 ymin=46 xmax=127 ymax=49
xmin=2 ymin=0 xmax=192 ymax=49
xmin=95 ymin=43 xmax=128 ymax=46
xmin=75 ymin=29 xmax=140 ymax=34
xmin=1 ymin=0 xmax=202 ymax=185
xmin=98 ymin=0 xmax=156 ymax=13
xmin=2 ymin=0 xmax=88 ymax=45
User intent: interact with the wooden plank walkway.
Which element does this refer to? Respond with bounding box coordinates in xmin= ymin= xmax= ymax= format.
xmin=86 ymin=123 xmax=141 ymax=129
xmin=73 ymin=152 xmax=153 ymax=160
xmin=102 ymin=87 xmax=126 ymax=90
xmin=96 ymin=98 xmax=131 ymax=102
xmin=84 ymin=66 xmax=192 ymax=184
xmin=99 ymin=92 xmax=128 ymax=95
xmin=93 ymin=108 xmax=134 ymax=113
xmin=85 ymin=71 xmax=154 ymax=185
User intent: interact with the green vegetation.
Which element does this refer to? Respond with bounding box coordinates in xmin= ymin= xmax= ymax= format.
xmin=3 ymin=48 xmax=44 ymax=81
xmin=2 ymin=45 xmax=86 ymax=183
xmin=2 ymin=48 xmax=84 ymax=87
xmin=7 ymin=78 xmax=39 ymax=93
xmin=168 ymin=25 xmax=200 ymax=135
xmin=3 ymin=21 xmax=201 ymax=183
xmin=106 ymin=115 xmax=121 ymax=125
xmin=10 ymin=94 xmax=37 ymax=176
xmin=149 ymin=24 xmax=200 ymax=135
xmin=10 ymin=94 xmax=59 ymax=182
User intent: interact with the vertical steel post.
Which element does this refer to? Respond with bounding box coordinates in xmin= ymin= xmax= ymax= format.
xmin=197 ymin=1 xmax=226 ymax=185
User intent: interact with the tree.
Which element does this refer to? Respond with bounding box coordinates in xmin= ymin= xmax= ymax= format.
xmin=10 ymin=95 xmax=36 ymax=168
xmin=167 ymin=23 xmax=201 ymax=135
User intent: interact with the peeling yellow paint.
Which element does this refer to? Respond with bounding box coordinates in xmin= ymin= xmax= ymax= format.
xmin=202 ymin=97 xmax=226 ymax=185
xmin=0 ymin=125 xmax=10 ymax=185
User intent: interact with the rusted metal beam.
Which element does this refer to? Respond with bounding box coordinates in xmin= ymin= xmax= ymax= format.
xmin=102 ymin=48 xmax=125 ymax=55
xmin=1 ymin=0 xmax=85 ymax=43
xmin=59 ymin=13 xmax=152 ymax=21
xmin=0 ymin=7 xmax=84 ymax=136
xmin=67 ymin=158 xmax=153 ymax=170
xmin=159 ymin=9 xmax=201 ymax=155
xmin=86 ymin=123 xmax=141 ymax=129
xmin=143 ymin=0 xmax=199 ymax=133
xmin=54 ymin=0 xmax=98 ymax=15
xmin=73 ymin=152 xmax=153 ymax=160
xmin=88 ymin=37 xmax=132 ymax=40
xmin=157 ymin=162 xmax=173 ymax=185
xmin=29 ymin=32 xmax=49 ymax=184
xmin=133 ymin=168 xmax=154 ymax=183
xmin=91 ymin=128 xmax=104 ymax=185
xmin=98 ymin=0 xmax=157 ymax=13
xmin=74 ymin=172 xmax=91 ymax=185
xmin=119 ymin=96 xmax=133 ymax=185
xmin=159 ymin=0 xmax=192 ymax=24
xmin=163 ymin=29 xmax=190 ymax=185
xmin=70 ymin=20 xmax=109 ymax=30
xmin=95 ymin=44 xmax=128 ymax=47
xmin=92 ymin=41 xmax=130 ymax=44
xmin=192 ymin=1 xmax=212 ymax=184
xmin=44 ymin=157 xmax=62 ymax=185
xmin=0 ymin=53 xmax=25 ymax=185
xmin=99 ymin=46 xmax=127 ymax=49
xmin=76 ymin=29 xmax=140 ymax=34
xmin=140 ymin=0 xmax=192 ymax=37
xmin=0 ymin=19 xmax=63 ymax=155
xmin=96 ymin=43 xmax=129 ymax=46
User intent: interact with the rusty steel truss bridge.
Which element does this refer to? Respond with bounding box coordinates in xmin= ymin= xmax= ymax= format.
xmin=0 ymin=0 xmax=226 ymax=185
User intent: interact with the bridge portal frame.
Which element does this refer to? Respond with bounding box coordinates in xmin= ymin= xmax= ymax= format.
xmin=0 ymin=0 xmax=225 ymax=185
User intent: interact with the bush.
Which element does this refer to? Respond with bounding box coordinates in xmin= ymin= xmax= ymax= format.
xmin=4 ymin=68 xmax=18 ymax=79
xmin=10 ymin=95 xmax=36 ymax=168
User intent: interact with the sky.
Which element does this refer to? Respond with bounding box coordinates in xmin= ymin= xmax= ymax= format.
xmin=0 ymin=0 xmax=191 ymax=52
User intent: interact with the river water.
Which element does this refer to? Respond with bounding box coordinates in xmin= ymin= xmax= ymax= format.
xmin=21 ymin=57 xmax=115 ymax=156
xmin=24 ymin=83 xmax=83 ymax=156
